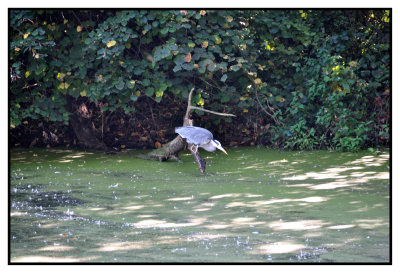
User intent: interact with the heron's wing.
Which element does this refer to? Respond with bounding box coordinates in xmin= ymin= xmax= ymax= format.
xmin=175 ymin=126 xmax=213 ymax=145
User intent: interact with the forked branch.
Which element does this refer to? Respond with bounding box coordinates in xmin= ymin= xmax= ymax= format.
xmin=145 ymin=87 xmax=235 ymax=173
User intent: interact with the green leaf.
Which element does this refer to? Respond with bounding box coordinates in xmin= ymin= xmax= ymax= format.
xmin=173 ymin=64 xmax=182 ymax=72
xmin=231 ymin=64 xmax=241 ymax=72
xmin=207 ymin=63 xmax=216 ymax=72
xmin=142 ymin=78 xmax=150 ymax=86
xmin=220 ymin=74 xmax=228 ymax=82
xmin=221 ymin=94 xmax=230 ymax=103
xmin=181 ymin=63 xmax=193 ymax=71
xmin=115 ymin=81 xmax=125 ymax=90
xmin=133 ymin=67 xmax=144 ymax=75
xmin=160 ymin=28 xmax=169 ymax=35
xmin=159 ymin=83 xmax=168 ymax=91
xmin=145 ymin=87 xmax=154 ymax=96
xmin=174 ymin=55 xmax=186 ymax=65
xmin=127 ymin=80 xmax=136 ymax=89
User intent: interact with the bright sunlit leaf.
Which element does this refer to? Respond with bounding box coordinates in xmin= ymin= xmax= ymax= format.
xmin=156 ymin=90 xmax=164 ymax=97
xmin=57 ymin=73 xmax=66 ymax=80
xmin=77 ymin=26 xmax=83 ymax=32
xmin=201 ymin=41 xmax=208 ymax=48
xmin=197 ymin=97 xmax=204 ymax=106
xmin=106 ymin=40 xmax=116 ymax=48
xmin=184 ymin=53 xmax=192 ymax=63
xmin=254 ymin=78 xmax=262 ymax=85
xmin=58 ymin=83 xmax=70 ymax=89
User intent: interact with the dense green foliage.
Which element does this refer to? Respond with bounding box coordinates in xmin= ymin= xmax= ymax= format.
xmin=10 ymin=9 xmax=390 ymax=151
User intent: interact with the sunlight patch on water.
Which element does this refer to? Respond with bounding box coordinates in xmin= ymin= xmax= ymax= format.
xmin=268 ymin=159 xmax=289 ymax=165
xmin=349 ymin=154 xmax=389 ymax=167
xmin=186 ymin=233 xmax=226 ymax=241
xmin=285 ymin=183 xmax=314 ymax=188
xmin=232 ymin=217 xmax=265 ymax=227
xmin=166 ymin=196 xmax=194 ymax=201
xmin=205 ymin=223 xmax=231 ymax=230
xmin=11 ymin=255 xmax=97 ymax=263
xmin=309 ymin=173 xmax=389 ymax=190
xmin=282 ymin=167 xmax=363 ymax=181
xmin=326 ymin=224 xmax=355 ymax=230
xmin=98 ymin=241 xmax=152 ymax=252
xmin=10 ymin=211 xmax=28 ymax=217
xmin=58 ymin=159 xmax=73 ymax=163
xmin=356 ymin=219 xmax=389 ymax=229
xmin=37 ymin=245 xmax=76 ymax=252
xmin=131 ymin=217 xmax=207 ymax=229
xmin=251 ymin=196 xmax=328 ymax=206
xmin=88 ymin=207 xmax=107 ymax=211
xmin=121 ymin=205 xmax=145 ymax=210
xmin=210 ymin=193 xmax=241 ymax=199
xmin=251 ymin=241 xmax=305 ymax=255
xmin=269 ymin=220 xmax=328 ymax=231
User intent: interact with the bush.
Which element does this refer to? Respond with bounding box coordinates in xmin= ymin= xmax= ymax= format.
xmin=9 ymin=9 xmax=390 ymax=151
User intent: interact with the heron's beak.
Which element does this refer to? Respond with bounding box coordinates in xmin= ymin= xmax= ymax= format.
xmin=218 ymin=147 xmax=228 ymax=155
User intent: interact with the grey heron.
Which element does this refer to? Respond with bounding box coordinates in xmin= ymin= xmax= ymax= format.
xmin=175 ymin=126 xmax=228 ymax=155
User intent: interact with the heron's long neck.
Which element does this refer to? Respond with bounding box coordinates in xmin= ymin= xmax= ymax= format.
xmin=201 ymin=142 xmax=217 ymax=152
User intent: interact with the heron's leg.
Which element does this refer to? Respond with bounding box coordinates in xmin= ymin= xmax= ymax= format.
xmin=190 ymin=144 xmax=198 ymax=154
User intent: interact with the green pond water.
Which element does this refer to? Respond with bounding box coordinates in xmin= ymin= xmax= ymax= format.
xmin=9 ymin=147 xmax=390 ymax=263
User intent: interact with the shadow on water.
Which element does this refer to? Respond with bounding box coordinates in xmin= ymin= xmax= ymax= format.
xmin=9 ymin=147 xmax=390 ymax=263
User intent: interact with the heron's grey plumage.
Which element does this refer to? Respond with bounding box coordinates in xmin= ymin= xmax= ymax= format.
xmin=175 ymin=126 xmax=213 ymax=145
xmin=175 ymin=126 xmax=228 ymax=154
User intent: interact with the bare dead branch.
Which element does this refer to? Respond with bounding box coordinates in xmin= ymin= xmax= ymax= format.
xmin=190 ymin=106 xmax=236 ymax=117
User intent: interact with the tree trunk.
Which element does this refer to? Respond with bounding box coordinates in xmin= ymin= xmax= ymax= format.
xmin=145 ymin=134 xmax=186 ymax=162
xmin=66 ymin=95 xmax=108 ymax=150
xmin=143 ymin=92 xmax=196 ymax=161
